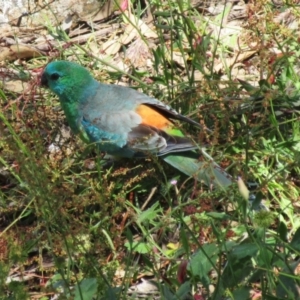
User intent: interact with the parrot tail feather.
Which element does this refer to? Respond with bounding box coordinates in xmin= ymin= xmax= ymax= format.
xmin=163 ymin=148 xmax=233 ymax=189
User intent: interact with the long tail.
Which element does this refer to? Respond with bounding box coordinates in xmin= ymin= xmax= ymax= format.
xmin=163 ymin=148 xmax=233 ymax=189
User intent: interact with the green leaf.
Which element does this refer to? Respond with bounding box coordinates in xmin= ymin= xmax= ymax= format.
xmin=206 ymin=212 xmax=230 ymax=220
xmin=290 ymin=227 xmax=300 ymax=252
xmin=232 ymin=287 xmax=252 ymax=300
xmin=277 ymin=221 xmax=288 ymax=242
xmin=238 ymin=79 xmax=259 ymax=94
xmin=231 ymin=243 xmax=259 ymax=260
xmin=74 ymin=278 xmax=98 ymax=300
xmin=222 ymin=256 xmax=254 ymax=288
xmin=276 ymin=259 xmax=300 ymax=299
xmin=174 ymin=281 xmax=191 ymax=299
xmin=124 ymin=241 xmax=151 ymax=254
xmin=101 ymin=287 xmax=122 ymax=300
xmin=187 ymin=244 xmax=218 ymax=286
xmin=136 ymin=201 xmax=162 ymax=225
xmin=222 ymin=242 xmax=259 ymax=288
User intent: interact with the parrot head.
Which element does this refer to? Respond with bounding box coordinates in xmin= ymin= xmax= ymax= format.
xmin=40 ymin=61 xmax=94 ymax=99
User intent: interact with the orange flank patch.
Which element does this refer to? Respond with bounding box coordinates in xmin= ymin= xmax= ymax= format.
xmin=136 ymin=104 xmax=172 ymax=129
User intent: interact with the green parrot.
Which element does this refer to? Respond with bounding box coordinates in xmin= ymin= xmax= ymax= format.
xmin=41 ymin=61 xmax=233 ymax=188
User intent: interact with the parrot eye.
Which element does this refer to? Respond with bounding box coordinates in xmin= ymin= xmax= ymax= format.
xmin=50 ymin=73 xmax=60 ymax=81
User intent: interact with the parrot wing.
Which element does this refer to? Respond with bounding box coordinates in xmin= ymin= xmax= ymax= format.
xmin=80 ymin=107 xmax=197 ymax=156
xmin=80 ymin=84 xmax=200 ymax=156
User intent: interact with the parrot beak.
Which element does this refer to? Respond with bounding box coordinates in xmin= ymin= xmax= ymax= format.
xmin=40 ymin=73 xmax=48 ymax=87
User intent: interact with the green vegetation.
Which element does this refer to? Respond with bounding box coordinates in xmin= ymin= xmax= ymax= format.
xmin=1 ymin=0 xmax=300 ymax=299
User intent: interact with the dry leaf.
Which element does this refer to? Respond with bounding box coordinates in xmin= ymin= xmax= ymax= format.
xmin=126 ymin=38 xmax=153 ymax=68
xmin=101 ymin=39 xmax=122 ymax=55
xmin=0 ymin=45 xmax=42 ymax=62
xmin=0 ymin=80 xmax=29 ymax=93
xmin=214 ymin=50 xmax=257 ymax=73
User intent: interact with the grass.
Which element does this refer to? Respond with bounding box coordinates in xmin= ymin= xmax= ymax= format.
xmin=1 ymin=0 xmax=300 ymax=299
